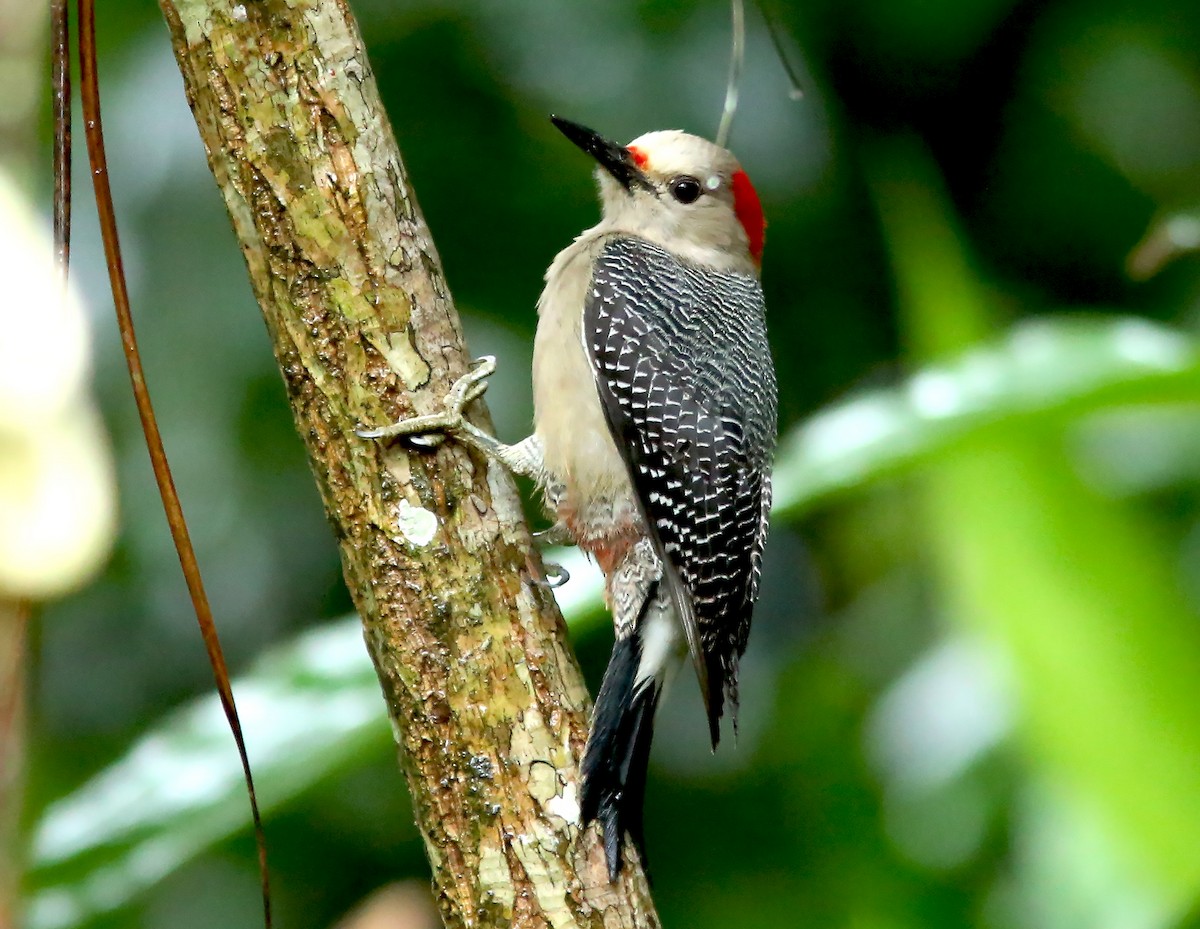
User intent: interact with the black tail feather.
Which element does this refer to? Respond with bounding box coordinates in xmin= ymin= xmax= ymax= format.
xmin=580 ymin=635 xmax=661 ymax=881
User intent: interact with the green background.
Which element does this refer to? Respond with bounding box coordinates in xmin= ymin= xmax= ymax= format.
xmin=17 ymin=0 xmax=1200 ymax=926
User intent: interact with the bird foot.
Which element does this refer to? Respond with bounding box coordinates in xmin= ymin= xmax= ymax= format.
xmin=538 ymin=562 xmax=571 ymax=589
xmin=357 ymin=356 xmax=496 ymax=446
xmin=533 ymin=523 xmax=574 ymax=547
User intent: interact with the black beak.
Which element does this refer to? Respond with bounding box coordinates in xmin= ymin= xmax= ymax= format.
xmin=551 ymin=115 xmax=652 ymax=192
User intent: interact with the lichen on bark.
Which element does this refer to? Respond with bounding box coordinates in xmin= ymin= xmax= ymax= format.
xmin=155 ymin=1 xmax=659 ymax=926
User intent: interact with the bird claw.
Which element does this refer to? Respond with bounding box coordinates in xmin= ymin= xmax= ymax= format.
xmin=533 ymin=523 xmax=574 ymax=547
xmin=357 ymin=356 xmax=496 ymax=443
xmin=538 ymin=562 xmax=571 ymax=589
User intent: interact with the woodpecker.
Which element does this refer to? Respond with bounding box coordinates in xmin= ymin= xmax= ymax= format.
xmin=362 ymin=117 xmax=777 ymax=881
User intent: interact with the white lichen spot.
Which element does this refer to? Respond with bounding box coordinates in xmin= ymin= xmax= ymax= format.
xmin=231 ymin=4 xmax=247 ymax=21
xmin=395 ymin=498 xmax=438 ymax=547
xmin=545 ymin=782 xmax=581 ymax=825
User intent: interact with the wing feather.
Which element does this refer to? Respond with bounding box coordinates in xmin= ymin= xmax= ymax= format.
xmin=582 ymin=237 xmax=776 ymax=744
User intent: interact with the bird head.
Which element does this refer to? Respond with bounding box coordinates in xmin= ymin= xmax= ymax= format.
xmin=551 ymin=116 xmax=765 ymax=274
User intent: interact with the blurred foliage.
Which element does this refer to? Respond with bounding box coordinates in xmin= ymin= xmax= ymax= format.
xmin=9 ymin=0 xmax=1200 ymax=927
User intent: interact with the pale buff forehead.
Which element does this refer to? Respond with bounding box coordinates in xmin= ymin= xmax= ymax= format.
xmin=625 ymin=130 xmax=741 ymax=181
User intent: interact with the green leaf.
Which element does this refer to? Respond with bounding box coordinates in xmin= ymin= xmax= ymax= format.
xmin=25 ymin=553 xmax=605 ymax=929
xmin=27 ymin=313 xmax=1200 ymax=923
xmin=774 ymin=315 xmax=1200 ymax=519
xmin=26 ymin=618 xmax=386 ymax=929
xmin=869 ymin=139 xmax=1200 ymax=907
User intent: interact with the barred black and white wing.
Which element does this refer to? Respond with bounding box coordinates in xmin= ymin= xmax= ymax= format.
xmin=584 ymin=236 xmax=777 ymax=746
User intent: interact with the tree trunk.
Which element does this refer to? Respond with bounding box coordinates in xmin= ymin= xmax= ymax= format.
xmin=0 ymin=599 xmax=27 ymax=929
xmin=155 ymin=2 xmax=659 ymax=927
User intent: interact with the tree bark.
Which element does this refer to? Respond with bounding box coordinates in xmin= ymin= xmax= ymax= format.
xmin=0 ymin=599 xmax=27 ymax=929
xmin=155 ymin=2 xmax=659 ymax=927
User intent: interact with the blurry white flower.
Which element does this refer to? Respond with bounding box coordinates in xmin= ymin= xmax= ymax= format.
xmin=0 ymin=169 xmax=116 ymax=597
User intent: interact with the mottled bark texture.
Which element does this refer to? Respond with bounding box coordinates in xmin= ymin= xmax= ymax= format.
xmin=0 ymin=600 xmax=27 ymax=929
xmin=156 ymin=2 xmax=659 ymax=927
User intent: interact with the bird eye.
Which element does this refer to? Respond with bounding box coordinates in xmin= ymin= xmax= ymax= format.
xmin=669 ymin=176 xmax=703 ymax=204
